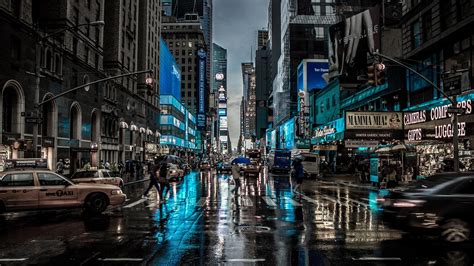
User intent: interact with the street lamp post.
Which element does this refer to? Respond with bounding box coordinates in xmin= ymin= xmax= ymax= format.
xmin=374 ymin=52 xmax=461 ymax=173
xmin=32 ymin=21 xmax=105 ymax=158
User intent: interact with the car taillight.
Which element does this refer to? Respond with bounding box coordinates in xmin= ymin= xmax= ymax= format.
xmin=392 ymin=199 xmax=425 ymax=208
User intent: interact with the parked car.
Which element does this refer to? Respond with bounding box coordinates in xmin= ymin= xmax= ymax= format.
xmin=200 ymin=161 xmax=211 ymax=171
xmin=70 ymin=169 xmax=124 ymax=188
xmin=268 ymin=150 xmax=292 ymax=174
xmin=217 ymin=162 xmax=232 ymax=174
xmin=0 ymin=169 xmax=126 ymax=214
xmin=380 ymin=172 xmax=474 ymax=242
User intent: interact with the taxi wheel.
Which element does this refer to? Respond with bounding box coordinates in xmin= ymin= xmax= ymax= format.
xmin=441 ymin=219 xmax=471 ymax=243
xmin=85 ymin=193 xmax=109 ymax=214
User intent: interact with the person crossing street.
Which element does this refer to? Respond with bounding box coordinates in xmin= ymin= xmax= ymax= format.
xmin=143 ymin=161 xmax=161 ymax=199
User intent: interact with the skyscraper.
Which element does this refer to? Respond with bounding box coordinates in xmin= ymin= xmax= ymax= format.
xmin=257 ymin=30 xmax=269 ymax=50
xmin=241 ymin=63 xmax=256 ymax=139
xmin=212 ymin=43 xmax=229 ymax=153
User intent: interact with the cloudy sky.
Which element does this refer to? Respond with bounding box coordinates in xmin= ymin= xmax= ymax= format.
xmin=213 ymin=0 xmax=269 ymax=148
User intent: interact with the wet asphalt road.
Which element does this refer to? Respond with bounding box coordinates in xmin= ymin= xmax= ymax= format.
xmin=1 ymin=169 xmax=474 ymax=265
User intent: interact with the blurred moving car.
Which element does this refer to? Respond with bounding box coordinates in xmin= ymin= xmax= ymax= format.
xmin=70 ymin=169 xmax=124 ymax=188
xmin=0 ymin=168 xmax=126 ymax=214
xmin=381 ymin=172 xmax=474 ymax=243
xmin=199 ymin=161 xmax=211 ymax=171
xmin=217 ymin=162 xmax=232 ymax=174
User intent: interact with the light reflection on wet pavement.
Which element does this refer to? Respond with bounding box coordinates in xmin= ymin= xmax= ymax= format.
xmin=0 ymin=169 xmax=473 ymax=265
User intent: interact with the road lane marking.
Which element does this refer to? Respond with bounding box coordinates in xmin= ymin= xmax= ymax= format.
xmin=352 ymin=257 xmax=401 ymax=261
xmin=288 ymin=198 xmax=302 ymax=206
xmin=98 ymin=258 xmax=144 ymax=262
xmin=197 ymin=197 xmax=207 ymax=207
xmin=262 ymin=196 xmax=277 ymax=207
xmin=0 ymin=258 xmax=28 ymax=262
xmin=123 ymin=198 xmax=147 ymax=209
xmin=226 ymin=259 xmax=266 ymax=262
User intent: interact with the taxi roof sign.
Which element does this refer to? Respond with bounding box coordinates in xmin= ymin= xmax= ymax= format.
xmin=3 ymin=159 xmax=48 ymax=171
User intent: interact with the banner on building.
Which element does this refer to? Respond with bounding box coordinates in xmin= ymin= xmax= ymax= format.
xmin=328 ymin=5 xmax=381 ymax=83
xmin=345 ymin=112 xmax=402 ymax=130
xmin=197 ymin=48 xmax=207 ymax=130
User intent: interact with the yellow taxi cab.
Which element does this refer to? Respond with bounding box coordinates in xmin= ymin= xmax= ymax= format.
xmin=70 ymin=169 xmax=124 ymax=188
xmin=0 ymin=160 xmax=126 ymax=214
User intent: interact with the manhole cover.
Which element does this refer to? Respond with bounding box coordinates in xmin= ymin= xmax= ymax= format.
xmin=236 ymin=225 xmax=271 ymax=232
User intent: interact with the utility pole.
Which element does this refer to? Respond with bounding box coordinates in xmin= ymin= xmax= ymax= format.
xmin=375 ymin=52 xmax=460 ymax=173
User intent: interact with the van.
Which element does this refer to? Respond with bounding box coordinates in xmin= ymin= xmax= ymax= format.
xmin=268 ymin=150 xmax=291 ymax=174
xmin=300 ymin=153 xmax=320 ymax=179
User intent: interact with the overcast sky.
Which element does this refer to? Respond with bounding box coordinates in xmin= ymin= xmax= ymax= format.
xmin=213 ymin=0 xmax=269 ymax=149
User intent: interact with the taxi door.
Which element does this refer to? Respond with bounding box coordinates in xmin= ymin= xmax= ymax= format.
xmin=0 ymin=172 xmax=39 ymax=210
xmin=36 ymin=172 xmax=79 ymax=208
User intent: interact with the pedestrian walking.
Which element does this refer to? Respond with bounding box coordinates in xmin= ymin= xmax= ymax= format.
xmin=230 ymin=163 xmax=241 ymax=194
xmin=56 ymin=159 xmax=64 ymax=175
xmin=143 ymin=162 xmax=161 ymax=199
xmin=292 ymin=157 xmax=304 ymax=197
xmin=157 ymin=162 xmax=171 ymax=202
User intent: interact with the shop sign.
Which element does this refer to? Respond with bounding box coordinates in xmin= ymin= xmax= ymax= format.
xmin=434 ymin=122 xmax=467 ymax=139
xmin=312 ymin=145 xmax=337 ymax=151
xmin=404 ymin=98 xmax=472 ymax=126
xmin=344 ymin=140 xmax=379 ymax=148
xmin=1 ymin=133 xmax=21 ymax=145
xmin=313 ymin=118 xmax=344 ymax=138
xmin=407 ymin=128 xmax=422 ymax=141
xmin=315 ymin=126 xmax=336 ymax=137
xmin=295 ymin=138 xmax=311 ymax=149
xmin=146 ymin=143 xmax=158 ymax=153
xmin=42 ymin=137 xmax=55 ymax=147
xmin=345 ymin=130 xmax=403 ymax=139
xmin=345 ymin=112 xmax=402 ymax=130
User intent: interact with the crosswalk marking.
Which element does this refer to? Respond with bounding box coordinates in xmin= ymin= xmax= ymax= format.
xmin=262 ymin=196 xmax=277 ymax=207
xmin=123 ymin=199 xmax=147 ymax=209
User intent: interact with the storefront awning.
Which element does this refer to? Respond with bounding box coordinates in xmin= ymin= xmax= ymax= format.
xmin=119 ymin=121 xmax=129 ymax=129
xmin=146 ymin=128 xmax=154 ymax=136
xmin=139 ymin=127 xmax=146 ymax=134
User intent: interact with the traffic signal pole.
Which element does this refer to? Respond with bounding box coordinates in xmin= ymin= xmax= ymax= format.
xmin=374 ymin=52 xmax=460 ymax=173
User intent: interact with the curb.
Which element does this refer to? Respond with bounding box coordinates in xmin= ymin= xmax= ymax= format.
xmin=124 ymin=178 xmax=150 ymax=186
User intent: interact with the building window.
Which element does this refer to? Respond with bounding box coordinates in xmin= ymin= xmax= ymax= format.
xmin=55 ymin=54 xmax=61 ymax=74
xmin=84 ymin=46 xmax=89 ymax=64
xmin=11 ymin=0 xmax=21 ymax=17
xmin=45 ymin=49 xmax=52 ymax=71
xmin=422 ymin=12 xmax=432 ymax=42
xmin=73 ymin=7 xmax=79 ymax=25
xmin=411 ymin=20 xmax=422 ymax=49
xmin=86 ymin=0 xmax=91 ymax=9
xmin=314 ymin=27 xmax=324 ymax=39
xmin=10 ymin=36 xmax=21 ymax=60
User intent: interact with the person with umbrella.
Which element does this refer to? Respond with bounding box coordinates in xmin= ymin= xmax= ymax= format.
xmin=292 ymin=156 xmax=305 ymax=198
xmin=230 ymin=157 xmax=249 ymax=194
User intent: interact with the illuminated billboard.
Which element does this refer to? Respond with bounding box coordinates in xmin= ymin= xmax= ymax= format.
xmin=218 ymin=109 xmax=226 ymax=116
xmin=219 ymin=117 xmax=228 ymax=129
xmin=297 ymin=59 xmax=329 ymax=92
xmin=160 ymin=38 xmax=181 ymax=99
xmin=279 ymin=118 xmax=295 ymax=150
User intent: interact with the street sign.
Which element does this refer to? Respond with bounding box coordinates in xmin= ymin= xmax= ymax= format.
xmin=25 ymin=117 xmax=42 ymax=124
xmin=443 ymin=75 xmax=462 ymax=96
xmin=447 ymin=107 xmax=464 ymax=114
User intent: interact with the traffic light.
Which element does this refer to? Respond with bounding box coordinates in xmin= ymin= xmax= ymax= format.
xmin=375 ymin=63 xmax=386 ymax=85
xmin=145 ymin=77 xmax=154 ymax=96
xmin=367 ymin=64 xmax=376 ymax=85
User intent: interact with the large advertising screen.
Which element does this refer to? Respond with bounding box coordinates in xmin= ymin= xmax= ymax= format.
xmin=328 ymin=5 xmax=381 ymax=84
xmin=307 ymin=61 xmax=329 ymax=91
xmin=160 ymin=38 xmax=181 ymax=99
xmin=279 ymin=118 xmax=295 ymax=150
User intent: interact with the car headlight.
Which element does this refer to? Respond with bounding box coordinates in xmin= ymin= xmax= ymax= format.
xmin=392 ymin=199 xmax=425 ymax=208
xmin=111 ymin=189 xmax=123 ymax=195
